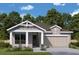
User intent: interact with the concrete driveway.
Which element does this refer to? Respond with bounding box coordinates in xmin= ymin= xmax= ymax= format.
xmin=47 ymin=48 xmax=79 ymax=55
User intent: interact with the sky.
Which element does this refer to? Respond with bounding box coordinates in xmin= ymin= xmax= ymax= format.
xmin=0 ymin=3 xmax=79 ymax=17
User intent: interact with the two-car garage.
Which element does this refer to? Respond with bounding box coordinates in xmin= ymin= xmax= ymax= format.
xmin=45 ymin=35 xmax=71 ymax=48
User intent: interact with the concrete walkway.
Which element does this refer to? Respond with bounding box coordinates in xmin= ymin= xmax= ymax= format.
xmin=33 ymin=48 xmax=46 ymax=52
xmin=33 ymin=48 xmax=79 ymax=55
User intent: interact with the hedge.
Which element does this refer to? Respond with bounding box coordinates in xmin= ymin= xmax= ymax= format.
xmin=7 ymin=48 xmax=33 ymax=51
xmin=0 ymin=42 xmax=11 ymax=48
xmin=70 ymin=42 xmax=79 ymax=47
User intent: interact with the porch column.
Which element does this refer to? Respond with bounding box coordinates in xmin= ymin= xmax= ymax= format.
xmin=10 ymin=32 xmax=12 ymax=45
xmin=41 ymin=32 xmax=44 ymax=45
xmin=26 ymin=32 xmax=28 ymax=47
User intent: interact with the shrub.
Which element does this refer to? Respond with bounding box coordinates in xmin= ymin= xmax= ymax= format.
xmin=13 ymin=48 xmax=21 ymax=51
xmin=6 ymin=48 xmax=22 ymax=52
xmin=7 ymin=47 xmax=33 ymax=51
xmin=21 ymin=48 xmax=33 ymax=51
xmin=40 ymin=44 xmax=46 ymax=50
xmin=70 ymin=42 xmax=79 ymax=47
xmin=0 ymin=42 xmax=11 ymax=48
xmin=5 ymin=43 xmax=12 ymax=48
xmin=69 ymin=44 xmax=77 ymax=49
xmin=25 ymin=52 xmax=49 ymax=55
xmin=69 ymin=42 xmax=79 ymax=49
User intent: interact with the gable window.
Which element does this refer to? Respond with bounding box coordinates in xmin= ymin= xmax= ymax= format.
xmin=15 ymin=32 xmax=26 ymax=44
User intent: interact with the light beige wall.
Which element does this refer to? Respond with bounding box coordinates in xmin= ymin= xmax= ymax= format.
xmin=44 ymin=35 xmax=71 ymax=48
xmin=51 ymin=27 xmax=60 ymax=34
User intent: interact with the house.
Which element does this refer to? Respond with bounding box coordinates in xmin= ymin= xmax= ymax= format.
xmin=7 ymin=20 xmax=73 ymax=48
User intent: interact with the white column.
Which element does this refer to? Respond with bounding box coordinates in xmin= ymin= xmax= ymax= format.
xmin=26 ymin=32 xmax=28 ymax=47
xmin=41 ymin=32 xmax=44 ymax=44
xmin=10 ymin=32 xmax=12 ymax=45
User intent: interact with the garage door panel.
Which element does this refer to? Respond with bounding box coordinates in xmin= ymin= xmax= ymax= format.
xmin=53 ymin=36 xmax=68 ymax=47
xmin=47 ymin=36 xmax=70 ymax=48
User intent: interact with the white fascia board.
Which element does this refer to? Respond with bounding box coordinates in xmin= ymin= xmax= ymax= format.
xmin=7 ymin=20 xmax=28 ymax=31
xmin=45 ymin=34 xmax=69 ymax=37
xmin=7 ymin=20 xmax=46 ymax=32
xmin=45 ymin=30 xmax=73 ymax=33
xmin=60 ymin=31 xmax=73 ymax=33
xmin=12 ymin=30 xmax=43 ymax=32
xmin=50 ymin=25 xmax=62 ymax=29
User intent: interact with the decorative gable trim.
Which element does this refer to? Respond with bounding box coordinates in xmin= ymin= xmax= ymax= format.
xmin=7 ymin=20 xmax=46 ymax=31
xmin=50 ymin=25 xmax=62 ymax=29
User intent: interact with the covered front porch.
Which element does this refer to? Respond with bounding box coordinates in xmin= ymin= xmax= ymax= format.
xmin=10 ymin=31 xmax=44 ymax=48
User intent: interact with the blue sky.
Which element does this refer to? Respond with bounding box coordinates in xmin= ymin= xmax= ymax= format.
xmin=0 ymin=3 xmax=79 ymax=17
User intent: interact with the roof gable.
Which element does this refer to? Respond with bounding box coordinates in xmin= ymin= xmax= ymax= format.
xmin=50 ymin=25 xmax=62 ymax=30
xmin=7 ymin=20 xmax=46 ymax=31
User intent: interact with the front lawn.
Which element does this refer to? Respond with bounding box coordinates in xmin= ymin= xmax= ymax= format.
xmin=0 ymin=48 xmax=49 ymax=55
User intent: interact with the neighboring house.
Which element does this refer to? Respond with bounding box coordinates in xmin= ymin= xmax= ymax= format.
xmin=7 ymin=20 xmax=73 ymax=48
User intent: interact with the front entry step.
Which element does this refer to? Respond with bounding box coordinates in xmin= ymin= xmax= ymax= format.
xmin=33 ymin=48 xmax=47 ymax=52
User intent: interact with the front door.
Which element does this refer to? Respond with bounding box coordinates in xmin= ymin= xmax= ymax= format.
xmin=32 ymin=35 xmax=39 ymax=47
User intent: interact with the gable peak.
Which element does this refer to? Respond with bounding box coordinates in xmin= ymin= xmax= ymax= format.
xmin=50 ymin=25 xmax=62 ymax=29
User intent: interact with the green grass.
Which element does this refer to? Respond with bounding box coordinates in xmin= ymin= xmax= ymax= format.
xmin=0 ymin=51 xmax=49 ymax=55
xmin=0 ymin=48 xmax=49 ymax=55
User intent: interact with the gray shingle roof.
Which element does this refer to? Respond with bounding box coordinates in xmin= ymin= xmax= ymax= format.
xmin=35 ymin=22 xmax=51 ymax=31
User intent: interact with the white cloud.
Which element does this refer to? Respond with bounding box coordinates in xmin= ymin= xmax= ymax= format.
xmin=53 ymin=3 xmax=65 ymax=6
xmin=21 ymin=5 xmax=34 ymax=10
xmin=71 ymin=9 xmax=79 ymax=16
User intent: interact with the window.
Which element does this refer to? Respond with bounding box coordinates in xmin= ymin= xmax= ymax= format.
xmin=15 ymin=34 xmax=20 ymax=44
xmin=21 ymin=33 xmax=26 ymax=44
xmin=15 ymin=33 xmax=26 ymax=44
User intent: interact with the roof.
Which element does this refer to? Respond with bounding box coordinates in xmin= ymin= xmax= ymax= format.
xmin=35 ymin=22 xmax=51 ymax=31
xmin=7 ymin=20 xmax=46 ymax=31
xmin=50 ymin=25 xmax=62 ymax=29
xmin=7 ymin=20 xmax=73 ymax=33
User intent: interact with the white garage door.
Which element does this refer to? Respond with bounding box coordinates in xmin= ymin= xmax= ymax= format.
xmin=47 ymin=36 xmax=70 ymax=48
xmin=53 ymin=36 xmax=69 ymax=48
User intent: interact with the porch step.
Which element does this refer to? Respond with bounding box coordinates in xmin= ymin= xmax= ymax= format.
xmin=33 ymin=48 xmax=47 ymax=52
